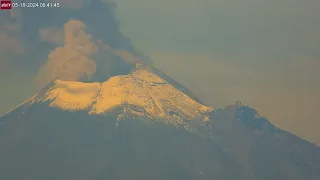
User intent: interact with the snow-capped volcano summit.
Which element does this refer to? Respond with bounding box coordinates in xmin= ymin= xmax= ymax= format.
xmin=8 ymin=62 xmax=213 ymax=133
xmin=1 ymin=63 xmax=320 ymax=180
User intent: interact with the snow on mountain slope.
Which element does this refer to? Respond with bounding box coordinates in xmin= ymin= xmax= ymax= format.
xmin=36 ymin=81 xmax=101 ymax=111
xmin=9 ymin=63 xmax=214 ymax=129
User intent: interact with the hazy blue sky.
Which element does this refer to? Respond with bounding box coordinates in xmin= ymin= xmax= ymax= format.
xmin=0 ymin=0 xmax=319 ymax=145
xmin=114 ymin=0 xmax=320 ymax=144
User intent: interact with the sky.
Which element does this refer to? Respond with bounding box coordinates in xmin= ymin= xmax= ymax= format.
xmin=0 ymin=0 xmax=319 ymax=145
xmin=114 ymin=0 xmax=320 ymax=144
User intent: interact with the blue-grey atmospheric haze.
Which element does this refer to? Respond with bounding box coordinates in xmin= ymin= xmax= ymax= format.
xmin=0 ymin=0 xmax=319 ymax=145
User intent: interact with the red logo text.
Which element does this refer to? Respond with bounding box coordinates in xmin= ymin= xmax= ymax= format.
xmin=0 ymin=1 xmax=12 ymax=10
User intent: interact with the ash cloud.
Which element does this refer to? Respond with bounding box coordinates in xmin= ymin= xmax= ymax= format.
xmin=35 ymin=20 xmax=97 ymax=88
xmin=39 ymin=27 xmax=64 ymax=45
xmin=0 ymin=0 xmax=152 ymax=86
xmin=35 ymin=19 xmax=143 ymax=88
xmin=0 ymin=0 xmax=152 ymax=115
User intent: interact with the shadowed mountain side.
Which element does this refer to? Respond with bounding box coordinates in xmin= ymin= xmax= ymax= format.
xmin=209 ymin=105 xmax=320 ymax=180
xmin=0 ymin=103 xmax=319 ymax=180
xmin=0 ymin=104 xmax=244 ymax=180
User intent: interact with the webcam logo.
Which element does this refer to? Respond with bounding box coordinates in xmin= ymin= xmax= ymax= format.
xmin=1 ymin=1 xmax=12 ymax=10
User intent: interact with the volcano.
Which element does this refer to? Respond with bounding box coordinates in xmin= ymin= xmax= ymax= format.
xmin=0 ymin=62 xmax=319 ymax=180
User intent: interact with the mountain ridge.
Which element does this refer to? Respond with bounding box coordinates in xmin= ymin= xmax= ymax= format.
xmin=0 ymin=63 xmax=319 ymax=180
xmin=2 ymin=63 xmax=213 ymax=136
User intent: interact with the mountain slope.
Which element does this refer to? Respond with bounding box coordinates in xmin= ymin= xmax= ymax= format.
xmin=0 ymin=63 xmax=319 ymax=180
xmin=210 ymin=105 xmax=320 ymax=180
xmin=0 ymin=105 xmax=242 ymax=180
xmin=5 ymin=62 xmax=212 ymax=135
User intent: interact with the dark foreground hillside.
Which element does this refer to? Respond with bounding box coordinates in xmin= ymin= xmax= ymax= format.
xmin=0 ymin=104 xmax=319 ymax=180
